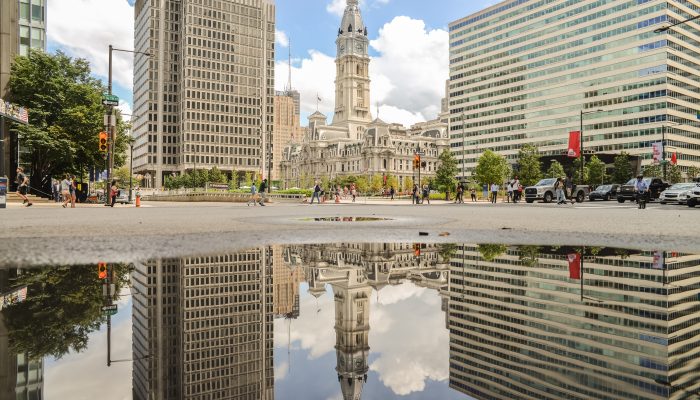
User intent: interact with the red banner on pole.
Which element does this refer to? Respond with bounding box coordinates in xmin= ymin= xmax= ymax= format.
xmin=568 ymin=253 xmax=581 ymax=279
xmin=568 ymin=131 xmax=581 ymax=158
xmin=671 ymin=152 xmax=678 ymax=165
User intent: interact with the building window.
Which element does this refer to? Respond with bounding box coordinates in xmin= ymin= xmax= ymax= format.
xmin=19 ymin=1 xmax=30 ymax=20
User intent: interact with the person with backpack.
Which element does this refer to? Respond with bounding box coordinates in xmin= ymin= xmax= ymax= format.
xmin=110 ymin=180 xmax=118 ymax=207
xmin=246 ymin=183 xmax=258 ymax=206
xmin=555 ymin=177 xmax=566 ymax=205
xmin=412 ymin=184 xmax=419 ymax=204
xmin=310 ymin=181 xmax=321 ymax=205
xmin=258 ymin=179 xmax=268 ymax=206
xmin=15 ymin=167 xmax=32 ymax=207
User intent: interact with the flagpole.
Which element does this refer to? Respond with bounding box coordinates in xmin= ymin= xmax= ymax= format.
xmin=580 ymin=248 xmax=584 ymax=302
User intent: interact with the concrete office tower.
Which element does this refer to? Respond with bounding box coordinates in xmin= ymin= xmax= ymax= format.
xmin=272 ymin=245 xmax=303 ymax=318
xmin=132 ymin=0 xmax=276 ymax=189
xmin=449 ymin=1 xmax=700 ymax=178
xmin=131 ymin=249 xmax=274 ymax=400
xmin=272 ymin=90 xmax=302 ymax=180
xmin=447 ymin=245 xmax=700 ymax=399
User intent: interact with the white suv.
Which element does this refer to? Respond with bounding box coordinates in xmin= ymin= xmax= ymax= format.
xmin=687 ymin=183 xmax=700 ymax=208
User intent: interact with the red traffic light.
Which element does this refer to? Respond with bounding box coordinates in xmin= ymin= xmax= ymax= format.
xmin=98 ymin=262 xmax=108 ymax=280
xmin=413 ymin=243 xmax=421 ymax=257
xmin=99 ymin=132 xmax=108 ymax=152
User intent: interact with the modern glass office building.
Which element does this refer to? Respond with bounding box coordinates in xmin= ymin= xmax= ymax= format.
xmin=448 ymin=0 xmax=700 ymax=179
xmin=447 ymin=245 xmax=700 ymax=399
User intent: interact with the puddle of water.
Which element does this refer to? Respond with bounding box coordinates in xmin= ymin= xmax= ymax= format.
xmin=1 ymin=243 xmax=699 ymax=399
xmin=299 ymin=216 xmax=393 ymax=222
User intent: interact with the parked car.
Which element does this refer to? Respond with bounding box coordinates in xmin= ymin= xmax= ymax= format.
xmin=115 ymin=190 xmax=131 ymax=204
xmin=524 ymin=178 xmax=591 ymax=203
xmin=659 ymin=183 xmax=698 ymax=205
xmin=686 ymin=183 xmax=700 ymax=208
xmin=588 ymin=184 xmax=620 ymax=201
xmin=617 ymin=177 xmax=669 ymax=203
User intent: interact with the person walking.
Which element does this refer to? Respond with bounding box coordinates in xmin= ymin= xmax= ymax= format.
xmin=514 ymin=177 xmax=522 ymax=203
xmin=555 ymin=177 xmax=566 ymax=204
xmin=389 ymin=186 xmax=395 ymax=201
xmin=564 ymin=175 xmax=575 ymax=205
xmin=258 ymin=179 xmax=268 ymax=206
xmin=246 ymin=183 xmax=258 ymax=206
xmin=310 ymin=181 xmax=321 ymax=204
xmin=350 ymin=183 xmax=356 ymax=203
xmin=60 ymin=174 xmax=72 ymax=208
xmin=470 ymin=187 xmax=477 ymax=202
xmin=422 ymin=184 xmax=430 ymax=205
xmin=110 ymin=180 xmax=118 ymax=207
xmin=490 ymin=183 xmax=499 ymax=204
xmin=455 ymin=182 xmax=464 ymax=204
xmin=506 ymin=180 xmax=513 ymax=203
xmin=634 ymin=175 xmax=649 ymax=209
xmin=15 ymin=167 xmax=32 ymax=207
xmin=70 ymin=175 xmax=77 ymax=208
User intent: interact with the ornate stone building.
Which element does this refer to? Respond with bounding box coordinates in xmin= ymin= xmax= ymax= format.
xmin=279 ymin=0 xmax=448 ymax=190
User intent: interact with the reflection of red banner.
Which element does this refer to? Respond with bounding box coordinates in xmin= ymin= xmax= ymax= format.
xmin=568 ymin=253 xmax=581 ymax=279
xmin=568 ymin=131 xmax=581 ymax=158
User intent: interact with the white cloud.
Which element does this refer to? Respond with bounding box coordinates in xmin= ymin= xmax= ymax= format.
xmin=276 ymin=29 xmax=289 ymax=48
xmin=47 ymin=0 xmax=135 ymax=90
xmin=276 ymin=16 xmax=448 ymax=127
xmin=118 ymin=100 xmax=133 ymax=121
xmin=275 ymin=360 xmax=290 ymax=381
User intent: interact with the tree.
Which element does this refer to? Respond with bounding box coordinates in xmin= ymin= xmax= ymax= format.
xmin=546 ymin=160 xmax=566 ymax=179
xmin=355 ymin=176 xmax=369 ymax=193
xmin=611 ymin=152 xmax=633 ymax=184
xmin=667 ymin=164 xmax=683 ymax=184
xmin=687 ymin=166 xmax=700 ymax=181
xmin=208 ymin=166 xmax=227 ymax=184
xmin=9 ymin=50 xmax=129 ymax=193
xmin=244 ymin=171 xmax=254 ymax=188
xmin=518 ymin=245 xmax=541 ymax=267
xmin=435 ymin=149 xmax=459 ymax=200
xmin=570 ymin=158 xmax=589 ymax=183
xmin=112 ymin=166 xmax=136 ymax=189
xmin=403 ymin=176 xmax=414 ymax=192
xmin=516 ymin=144 xmax=542 ymax=187
xmin=474 ymin=150 xmax=509 ymax=186
xmin=586 ymin=155 xmax=607 ymax=186
xmin=478 ymin=244 xmax=508 ymax=262
xmin=643 ymin=164 xmax=662 ymax=178
xmin=370 ymin=174 xmax=383 ymax=194
xmin=385 ymin=174 xmax=399 ymax=192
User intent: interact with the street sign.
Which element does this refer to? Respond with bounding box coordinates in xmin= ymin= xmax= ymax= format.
xmin=415 ymin=151 xmax=425 ymax=156
xmin=102 ymin=94 xmax=119 ymax=106
xmin=102 ymin=304 xmax=118 ymax=316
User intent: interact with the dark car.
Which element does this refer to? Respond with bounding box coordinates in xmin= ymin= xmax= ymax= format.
xmin=617 ymin=177 xmax=670 ymax=203
xmin=588 ymin=184 xmax=620 ymax=201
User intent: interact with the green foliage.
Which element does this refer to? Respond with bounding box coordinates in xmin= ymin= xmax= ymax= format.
xmin=208 ymin=166 xmax=227 ymax=184
xmin=437 ymin=244 xmax=457 ymax=263
xmin=8 ymin=50 xmax=129 ymax=191
xmin=546 ymin=160 xmax=566 ymax=179
xmin=277 ymin=188 xmax=313 ymax=196
xmin=385 ymin=174 xmax=399 ymax=191
xmin=478 ymin=244 xmax=508 ymax=262
xmin=435 ymin=149 xmax=459 ymax=196
xmin=518 ymin=245 xmax=541 ymax=267
xmin=570 ymin=158 xmax=589 ymax=183
xmin=666 ymin=164 xmax=683 ymax=184
xmin=611 ymin=152 xmax=634 ymax=184
xmin=687 ymin=166 xmax=700 ymax=180
xmin=643 ymin=164 xmax=662 ymax=178
xmin=370 ymin=174 xmax=384 ymax=194
xmin=112 ymin=166 xmax=136 ymax=189
xmin=163 ymin=168 xmax=232 ymax=190
xmin=474 ymin=150 xmax=510 ymax=186
xmin=244 ymin=172 xmax=254 ymax=188
xmin=403 ymin=176 xmax=414 ymax=192
xmin=300 ymin=173 xmax=313 ymax=189
xmin=355 ymin=176 xmax=369 ymax=193
xmin=587 ymin=155 xmax=607 ymax=186
xmin=2 ymin=263 xmax=130 ymax=359
xmin=516 ymin=144 xmax=542 ymax=187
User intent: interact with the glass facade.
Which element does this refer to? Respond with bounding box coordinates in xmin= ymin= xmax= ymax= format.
xmin=448 ymin=245 xmax=700 ymax=399
xmin=448 ymin=0 xmax=700 ymax=179
xmin=18 ymin=0 xmax=46 ymax=56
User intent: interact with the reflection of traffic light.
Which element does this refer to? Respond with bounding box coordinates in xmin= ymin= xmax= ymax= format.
xmin=99 ymin=132 xmax=108 ymax=152
xmin=98 ymin=262 xmax=108 ymax=279
xmin=413 ymin=243 xmax=421 ymax=257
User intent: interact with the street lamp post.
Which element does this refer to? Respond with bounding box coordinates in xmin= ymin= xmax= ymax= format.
xmin=461 ymin=112 xmax=466 ymax=181
xmin=579 ymin=109 xmax=605 ymax=183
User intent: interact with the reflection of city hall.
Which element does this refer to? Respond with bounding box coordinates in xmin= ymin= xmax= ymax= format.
xmin=130 ymin=243 xmax=449 ymax=400
xmin=448 ymin=246 xmax=700 ymax=400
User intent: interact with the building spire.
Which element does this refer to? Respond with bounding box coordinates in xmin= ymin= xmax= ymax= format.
xmin=286 ymin=39 xmax=292 ymax=92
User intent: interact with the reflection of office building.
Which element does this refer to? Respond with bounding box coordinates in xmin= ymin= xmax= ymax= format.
xmin=132 ymin=248 xmax=274 ymax=400
xmin=0 ymin=270 xmax=43 ymax=400
xmin=448 ymin=246 xmax=700 ymax=399
xmin=132 ymin=0 xmax=276 ymax=189
xmin=272 ymin=245 xmax=303 ymax=318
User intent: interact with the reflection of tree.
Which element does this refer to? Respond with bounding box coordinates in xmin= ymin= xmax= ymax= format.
xmin=478 ymin=244 xmax=508 ymax=262
xmin=438 ymin=244 xmax=457 ymax=263
xmin=614 ymin=248 xmax=631 ymax=260
xmin=518 ymin=246 xmax=541 ymax=267
xmin=2 ymin=264 xmax=128 ymax=359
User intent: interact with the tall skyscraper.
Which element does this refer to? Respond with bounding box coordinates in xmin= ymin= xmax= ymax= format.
xmin=131 ymin=249 xmax=274 ymax=400
xmin=272 ymin=90 xmax=302 ymax=180
xmin=449 ymin=1 xmax=700 ymax=178
xmin=447 ymin=245 xmax=700 ymax=399
xmin=132 ymin=0 xmax=276 ymax=189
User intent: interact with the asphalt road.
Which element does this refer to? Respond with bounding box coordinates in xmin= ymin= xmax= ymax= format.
xmin=1 ymin=199 xmax=698 ymax=266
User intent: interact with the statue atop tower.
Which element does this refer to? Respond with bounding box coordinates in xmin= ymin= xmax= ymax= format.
xmin=332 ymin=0 xmax=372 ymax=139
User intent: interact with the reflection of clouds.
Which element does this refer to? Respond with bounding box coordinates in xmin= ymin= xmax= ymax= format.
xmin=275 ymin=360 xmax=289 ymax=381
xmin=45 ymin=299 xmax=132 ymax=400
xmin=369 ymin=282 xmax=449 ymax=396
xmin=275 ymin=283 xmax=336 ymax=360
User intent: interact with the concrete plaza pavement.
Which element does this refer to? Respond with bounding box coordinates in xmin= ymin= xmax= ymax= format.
xmin=1 ymin=198 xmax=699 ymax=266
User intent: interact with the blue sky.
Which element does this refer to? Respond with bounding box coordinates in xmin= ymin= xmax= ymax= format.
xmin=47 ymin=0 xmax=500 ymax=124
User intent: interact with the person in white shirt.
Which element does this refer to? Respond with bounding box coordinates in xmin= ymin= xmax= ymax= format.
xmin=490 ymin=183 xmax=499 ymax=204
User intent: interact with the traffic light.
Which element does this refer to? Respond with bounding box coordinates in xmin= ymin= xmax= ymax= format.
xmin=413 ymin=243 xmax=421 ymax=257
xmin=99 ymin=132 xmax=108 ymax=152
xmin=413 ymin=155 xmax=420 ymax=169
xmin=421 ymin=161 xmax=427 ymax=168
xmin=98 ymin=262 xmax=108 ymax=280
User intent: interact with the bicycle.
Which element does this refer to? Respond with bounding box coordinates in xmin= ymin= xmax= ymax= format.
xmin=637 ymin=191 xmax=648 ymax=209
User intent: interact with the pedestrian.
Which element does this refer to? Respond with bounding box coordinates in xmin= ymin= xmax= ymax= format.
xmin=555 ymin=177 xmax=566 ymax=204
xmin=310 ymin=181 xmax=321 ymax=204
xmin=70 ymin=175 xmax=77 ymax=208
xmin=110 ymin=180 xmax=118 ymax=207
xmin=506 ymin=180 xmax=513 ymax=203
xmin=455 ymin=182 xmax=464 ymax=204
xmin=564 ymin=175 xmax=575 ymax=205
xmin=412 ymin=184 xmax=419 ymax=204
xmin=422 ymin=184 xmax=430 ymax=204
xmin=258 ymin=179 xmax=268 ymax=206
xmin=15 ymin=167 xmax=32 ymax=207
xmin=51 ymin=178 xmax=58 ymax=202
xmin=351 ymin=183 xmax=356 ymax=202
xmin=246 ymin=182 xmax=258 ymax=206
xmin=470 ymin=187 xmax=477 ymax=202
xmin=514 ymin=177 xmax=522 ymax=203
xmin=61 ymin=174 xmax=71 ymax=208
xmin=389 ymin=186 xmax=395 ymax=200
xmin=490 ymin=183 xmax=499 ymax=204
xmin=482 ymin=184 xmax=488 ymax=202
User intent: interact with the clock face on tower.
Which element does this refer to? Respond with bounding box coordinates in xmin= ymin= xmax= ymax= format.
xmin=355 ymin=43 xmax=363 ymax=53
xmin=339 ymin=44 xmax=345 ymax=55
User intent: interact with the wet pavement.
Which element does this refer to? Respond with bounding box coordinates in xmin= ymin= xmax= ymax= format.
xmin=2 ymin=242 xmax=699 ymax=399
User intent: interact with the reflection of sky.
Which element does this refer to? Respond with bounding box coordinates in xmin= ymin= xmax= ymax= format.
xmin=274 ymin=282 xmax=468 ymax=400
xmin=44 ymin=289 xmax=133 ymax=400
